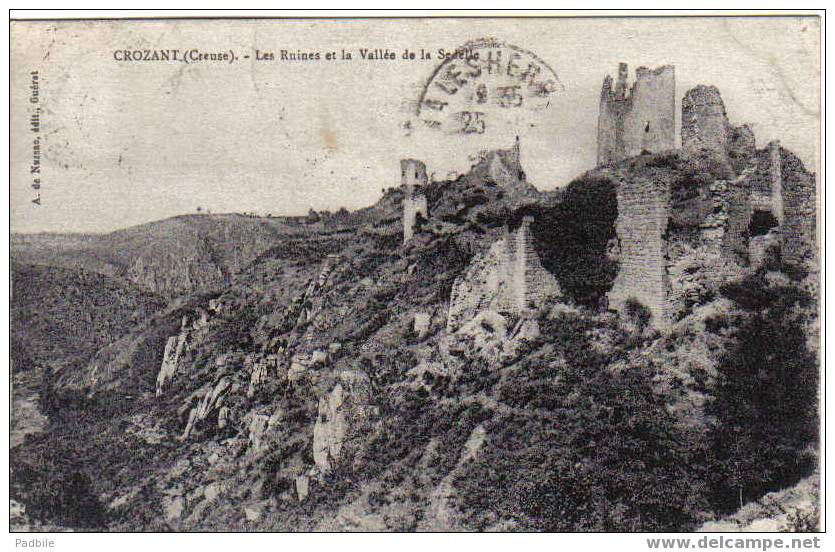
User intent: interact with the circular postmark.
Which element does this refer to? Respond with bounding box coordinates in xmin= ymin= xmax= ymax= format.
xmin=413 ymin=38 xmax=564 ymax=136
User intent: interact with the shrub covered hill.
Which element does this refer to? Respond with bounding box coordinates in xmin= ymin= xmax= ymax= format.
xmin=10 ymin=144 xmax=819 ymax=532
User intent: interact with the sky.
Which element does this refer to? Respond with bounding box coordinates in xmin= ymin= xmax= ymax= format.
xmin=10 ymin=16 xmax=820 ymax=234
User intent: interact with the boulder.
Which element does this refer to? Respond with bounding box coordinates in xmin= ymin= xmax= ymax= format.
xmin=310 ymin=350 xmax=329 ymax=367
xmin=203 ymin=482 xmax=223 ymax=503
xmin=248 ymin=414 xmax=271 ymax=455
xmin=295 ymin=475 xmax=310 ymax=501
xmin=244 ymin=505 xmax=261 ymax=523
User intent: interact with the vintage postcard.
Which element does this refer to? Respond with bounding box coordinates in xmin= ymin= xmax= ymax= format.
xmin=9 ymin=13 xmax=822 ymax=536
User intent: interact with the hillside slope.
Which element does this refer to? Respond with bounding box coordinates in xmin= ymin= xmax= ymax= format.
xmin=9 ymin=147 xmax=819 ymax=532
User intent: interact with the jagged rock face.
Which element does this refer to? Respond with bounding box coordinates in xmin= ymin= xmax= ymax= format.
xmin=281 ymin=254 xmax=341 ymax=331
xmin=312 ymin=370 xmax=377 ymax=475
xmin=246 ymin=354 xmax=285 ymax=398
xmin=248 ymin=414 xmax=270 ymax=455
xmin=156 ymin=334 xmax=186 ymax=396
xmin=180 ymin=376 xmax=232 ymax=440
xmin=156 ymin=309 xmax=224 ymax=396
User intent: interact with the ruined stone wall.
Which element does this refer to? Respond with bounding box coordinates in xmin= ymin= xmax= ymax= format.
xmin=681 ymin=85 xmax=731 ymax=154
xmin=597 ymin=63 xmax=676 ymax=165
xmin=781 ymin=151 xmax=818 ymax=267
xmin=448 ymin=218 xmax=560 ymax=331
xmin=597 ymin=75 xmax=621 ymax=166
xmin=499 ymin=216 xmax=560 ymax=313
xmin=402 ymin=159 xmax=429 ymax=242
xmin=607 ymin=175 xmax=672 ymax=330
xmin=769 ymin=141 xmax=784 ymax=225
xmin=721 ymin=169 xmax=755 ymax=263
xmin=743 ymin=142 xmax=816 ymax=267
xmin=517 ymin=217 xmax=561 ymax=310
xmin=622 ymin=66 xmax=677 ymax=158
xmin=727 ymin=124 xmax=757 ymax=171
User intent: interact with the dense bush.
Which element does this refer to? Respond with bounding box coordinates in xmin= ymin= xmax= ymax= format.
xmin=707 ymin=273 xmax=818 ymax=512
xmin=528 ymin=175 xmax=618 ymax=308
xmin=12 ymin=447 xmax=108 ymax=529
xmin=456 ymin=312 xmax=707 ymax=531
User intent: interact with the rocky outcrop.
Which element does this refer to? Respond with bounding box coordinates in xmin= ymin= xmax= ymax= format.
xmin=180 ymin=376 xmax=233 ymax=440
xmin=281 ymin=254 xmax=342 ymax=332
xmin=156 ymin=310 xmax=215 ymax=396
xmin=247 ymin=408 xmax=285 ymax=456
xmin=312 ymin=370 xmax=378 ymax=475
xmin=246 ymin=354 xmax=285 ymax=398
xmin=156 ymin=334 xmax=186 ymax=396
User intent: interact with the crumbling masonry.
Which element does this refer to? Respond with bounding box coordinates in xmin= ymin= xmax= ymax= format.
xmin=397 ymin=64 xmax=816 ymax=334
xmin=402 ymin=159 xmax=429 ymax=243
xmin=606 ymin=176 xmax=673 ymax=329
xmin=447 ymin=216 xmax=561 ymax=332
xmin=601 ymin=70 xmax=817 ymax=331
xmin=597 ymin=63 xmax=676 ymax=165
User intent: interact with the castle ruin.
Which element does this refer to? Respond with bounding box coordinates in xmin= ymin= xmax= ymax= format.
xmin=402 ymin=159 xmax=428 ymax=243
xmin=396 ymin=63 xmax=816 ymax=334
xmin=602 ymin=69 xmax=817 ymax=330
xmin=597 ymin=63 xmax=676 ymax=165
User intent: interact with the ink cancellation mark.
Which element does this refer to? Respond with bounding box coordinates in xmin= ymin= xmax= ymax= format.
xmin=415 ymin=38 xmax=564 ymax=136
xmin=29 ymin=70 xmax=42 ymax=206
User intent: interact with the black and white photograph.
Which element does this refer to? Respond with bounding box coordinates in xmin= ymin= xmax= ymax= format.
xmin=8 ymin=10 xmax=824 ymax=542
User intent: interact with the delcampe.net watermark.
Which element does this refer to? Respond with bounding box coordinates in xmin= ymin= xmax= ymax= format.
xmin=647 ymin=536 xmax=822 ymax=551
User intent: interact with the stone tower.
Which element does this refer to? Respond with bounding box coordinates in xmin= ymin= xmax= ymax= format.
xmin=681 ymin=85 xmax=732 ymax=154
xmin=402 ymin=159 xmax=428 ymax=243
xmin=597 ymin=63 xmax=676 ymax=166
xmin=606 ymin=175 xmax=672 ymax=331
